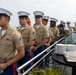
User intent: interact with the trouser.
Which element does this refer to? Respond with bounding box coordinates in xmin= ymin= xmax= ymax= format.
xmin=17 ymin=50 xmax=34 ymax=73
xmin=33 ymin=45 xmax=45 ymax=67
xmin=0 ymin=63 xmax=17 ymax=75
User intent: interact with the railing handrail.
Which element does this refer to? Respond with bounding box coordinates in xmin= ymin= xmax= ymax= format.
xmin=17 ymin=36 xmax=66 ymax=72
xmin=23 ymin=48 xmax=54 ymax=75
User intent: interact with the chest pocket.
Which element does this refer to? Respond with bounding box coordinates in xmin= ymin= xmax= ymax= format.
xmin=37 ymin=29 xmax=43 ymax=36
xmin=22 ymin=31 xmax=29 ymax=39
xmin=51 ymin=29 xmax=56 ymax=36
xmin=2 ymin=35 xmax=13 ymax=46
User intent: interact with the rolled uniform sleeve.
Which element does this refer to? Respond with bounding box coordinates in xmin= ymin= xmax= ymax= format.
xmin=29 ymin=27 xmax=36 ymax=41
xmin=13 ymin=31 xmax=24 ymax=48
xmin=49 ymin=28 xmax=54 ymax=38
xmin=43 ymin=26 xmax=49 ymax=39
xmin=56 ymin=27 xmax=60 ymax=37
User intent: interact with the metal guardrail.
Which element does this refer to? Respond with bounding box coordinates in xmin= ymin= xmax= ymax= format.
xmin=23 ymin=48 xmax=54 ymax=75
xmin=17 ymin=36 xmax=66 ymax=75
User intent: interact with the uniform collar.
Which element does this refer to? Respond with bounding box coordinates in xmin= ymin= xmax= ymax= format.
xmin=4 ymin=26 xmax=12 ymax=35
xmin=34 ymin=24 xmax=43 ymax=29
xmin=22 ymin=24 xmax=29 ymax=28
xmin=0 ymin=26 xmax=12 ymax=35
xmin=50 ymin=27 xmax=56 ymax=29
xmin=19 ymin=24 xmax=30 ymax=31
xmin=0 ymin=26 xmax=12 ymax=38
xmin=40 ymin=24 xmax=44 ymax=29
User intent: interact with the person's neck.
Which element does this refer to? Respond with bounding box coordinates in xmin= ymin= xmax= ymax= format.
xmin=1 ymin=24 xmax=9 ymax=30
xmin=44 ymin=24 xmax=47 ymax=26
xmin=50 ymin=25 xmax=55 ymax=27
xmin=36 ymin=22 xmax=42 ymax=25
xmin=21 ymin=23 xmax=27 ymax=28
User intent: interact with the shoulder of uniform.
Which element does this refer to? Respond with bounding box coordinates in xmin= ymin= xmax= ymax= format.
xmin=12 ymin=28 xmax=21 ymax=36
xmin=42 ymin=25 xmax=48 ymax=29
xmin=26 ymin=25 xmax=32 ymax=29
xmin=33 ymin=24 xmax=36 ymax=27
xmin=8 ymin=28 xmax=15 ymax=33
xmin=29 ymin=26 xmax=35 ymax=31
xmin=55 ymin=27 xmax=59 ymax=29
xmin=47 ymin=27 xmax=50 ymax=30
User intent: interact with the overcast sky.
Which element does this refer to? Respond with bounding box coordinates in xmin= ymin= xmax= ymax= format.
xmin=0 ymin=0 xmax=76 ymax=28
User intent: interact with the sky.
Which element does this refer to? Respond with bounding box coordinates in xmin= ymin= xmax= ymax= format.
xmin=0 ymin=0 xmax=76 ymax=28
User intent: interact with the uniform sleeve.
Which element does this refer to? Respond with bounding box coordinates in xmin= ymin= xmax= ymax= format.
xmin=43 ymin=26 xmax=49 ymax=39
xmin=29 ymin=27 xmax=36 ymax=41
xmin=56 ymin=27 xmax=60 ymax=36
xmin=49 ymin=28 xmax=54 ymax=37
xmin=13 ymin=31 xmax=24 ymax=48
